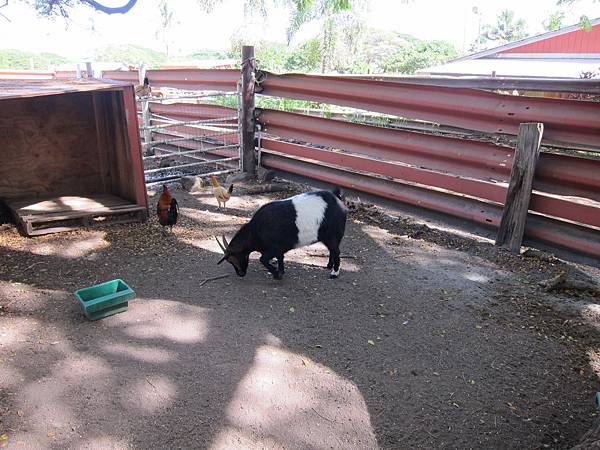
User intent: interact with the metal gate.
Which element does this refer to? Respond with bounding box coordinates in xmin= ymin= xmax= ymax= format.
xmin=137 ymin=85 xmax=242 ymax=187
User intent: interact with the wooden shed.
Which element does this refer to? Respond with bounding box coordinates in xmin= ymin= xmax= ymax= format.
xmin=0 ymin=79 xmax=148 ymax=236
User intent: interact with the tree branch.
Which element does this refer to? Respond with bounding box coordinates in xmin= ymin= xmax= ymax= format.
xmin=0 ymin=0 xmax=11 ymax=22
xmin=81 ymin=0 xmax=138 ymax=14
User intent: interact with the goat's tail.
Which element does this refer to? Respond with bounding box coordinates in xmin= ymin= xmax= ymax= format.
xmin=332 ymin=187 xmax=344 ymax=200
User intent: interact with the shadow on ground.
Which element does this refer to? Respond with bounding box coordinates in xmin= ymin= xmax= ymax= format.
xmin=0 ymin=189 xmax=598 ymax=449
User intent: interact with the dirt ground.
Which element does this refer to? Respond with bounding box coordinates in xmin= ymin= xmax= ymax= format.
xmin=1 ymin=185 xmax=599 ymax=450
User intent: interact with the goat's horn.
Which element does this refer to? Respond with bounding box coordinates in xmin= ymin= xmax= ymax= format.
xmin=222 ymin=235 xmax=229 ymax=248
xmin=215 ymin=236 xmax=226 ymax=253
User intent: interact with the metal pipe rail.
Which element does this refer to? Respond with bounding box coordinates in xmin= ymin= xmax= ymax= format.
xmin=144 ymin=156 xmax=240 ymax=174
xmin=143 ymin=143 xmax=240 ymax=160
xmin=102 ymin=69 xmax=240 ymax=91
xmin=140 ymin=116 xmax=238 ymax=131
xmin=258 ymin=109 xmax=600 ymax=202
xmin=142 ymin=130 xmax=236 ymax=147
xmin=258 ymin=72 xmax=600 ymax=149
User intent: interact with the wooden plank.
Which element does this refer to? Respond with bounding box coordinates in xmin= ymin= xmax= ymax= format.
xmin=8 ymin=194 xmax=134 ymax=214
xmin=0 ymin=92 xmax=103 ymax=200
xmin=92 ymin=92 xmax=112 ymax=193
xmin=121 ymin=85 xmax=149 ymax=208
xmin=17 ymin=207 xmax=147 ymax=237
xmin=495 ymin=122 xmax=544 ymax=253
xmin=24 ymin=206 xmax=146 ymax=222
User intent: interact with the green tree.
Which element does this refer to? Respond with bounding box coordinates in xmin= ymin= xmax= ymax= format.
xmin=481 ymin=10 xmax=529 ymax=45
xmin=544 ymin=10 xmax=566 ymax=31
xmin=382 ymin=39 xmax=459 ymax=75
xmin=356 ymin=29 xmax=415 ymax=73
xmin=286 ymin=0 xmax=362 ymax=73
xmin=284 ymin=38 xmax=321 ymax=72
xmin=256 ymin=41 xmax=289 ymax=72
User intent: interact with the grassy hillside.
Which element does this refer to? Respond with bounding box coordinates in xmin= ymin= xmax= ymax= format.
xmin=92 ymin=44 xmax=167 ymax=68
xmin=0 ymin=49 xmax=69 ymax=70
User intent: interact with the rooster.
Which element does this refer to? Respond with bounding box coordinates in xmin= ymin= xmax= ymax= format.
xmin=156 ymin=184 xmax=178 ymax=234
xmin=209 ymin=175 xmax=234 ymax=209
xmin=135 ymin=76 xmax=151 ymax=98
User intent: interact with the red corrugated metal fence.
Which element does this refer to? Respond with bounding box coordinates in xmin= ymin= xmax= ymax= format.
xmin=99 ymin=68 xmax=600 ymax=257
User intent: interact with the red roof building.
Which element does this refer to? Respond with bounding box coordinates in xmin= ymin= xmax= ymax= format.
xmin=420 ymin=18 xmax=600 ymax=78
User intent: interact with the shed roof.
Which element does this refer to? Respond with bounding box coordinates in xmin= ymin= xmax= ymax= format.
xmin=452 ymin=17 xmax=600 ymax=62
xmin=419 ymin=57 xmax=600 ymax=78
xmin=0 ymin=78 xmax=132 ymax=101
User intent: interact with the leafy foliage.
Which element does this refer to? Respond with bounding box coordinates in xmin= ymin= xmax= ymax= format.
xmin=284 ymin=38 xmax=320 ymax=72
xmin=256 ymin=41 xmax=289 ymax=72
xmin=543 ymin=10 xmax=566 ymax=31
xmin=286 ymin=0 xmax=362 ymax=72
xmin=0 ymin=48 xmax=69 ymax=69
xmin=481 ymin=9 xmax=529 ymax=45
xmin=381 ymin=39 xmax=459 ymax=74
xmin=555 ymin=0 xmax=598 ymax=31
xmin=354 ymin=29 xmax=414 ymax=73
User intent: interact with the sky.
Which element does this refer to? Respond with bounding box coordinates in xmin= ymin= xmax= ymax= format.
xmin=0 ymin=0 xmax=598 ymax=61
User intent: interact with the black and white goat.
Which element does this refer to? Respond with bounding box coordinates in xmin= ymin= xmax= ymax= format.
xmin=215 ymin=189 xmax=347 ymax=279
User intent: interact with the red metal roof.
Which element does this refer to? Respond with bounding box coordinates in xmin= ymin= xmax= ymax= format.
xmin=501 ymin=22 xmax=600 ymax=54
xmin=452 ymin=18 xmax=600 ymax=62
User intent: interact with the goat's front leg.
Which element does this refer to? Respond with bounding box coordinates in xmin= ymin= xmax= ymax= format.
xmin=276 ymin=254 xmax=285 ymax=276
xmin=260 ymin=254 xmax=282 ymax=279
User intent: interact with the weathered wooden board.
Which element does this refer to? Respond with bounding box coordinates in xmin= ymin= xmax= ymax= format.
xmin=7 ymin=194 xmax=147 ymax=236
xmin=0 ymin=92 xmax=102 ymax=200
xmin=496 ymin=122 xmax=544 ymax=253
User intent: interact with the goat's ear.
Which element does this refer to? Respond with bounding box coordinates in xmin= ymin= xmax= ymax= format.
xmin=217 ymin=255 xmax=227 ymax=265
xmin=222 ymin=235 xmax=229 ymax=248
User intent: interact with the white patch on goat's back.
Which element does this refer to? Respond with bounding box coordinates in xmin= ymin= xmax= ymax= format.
xmin=292 ymin=194 xmax=327 ymax=248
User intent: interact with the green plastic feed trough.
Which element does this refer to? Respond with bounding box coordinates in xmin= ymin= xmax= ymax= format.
xmin=74 ymin=279 xmax=134 ymax=321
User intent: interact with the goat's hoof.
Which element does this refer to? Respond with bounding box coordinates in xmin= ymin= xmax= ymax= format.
xmin=273 ymin=272 xmax=283 ymax=280
xmin=329 ymin=274 xmax=338 ymax=279
xmin=326 ymin=263 xmax=333 ymax=270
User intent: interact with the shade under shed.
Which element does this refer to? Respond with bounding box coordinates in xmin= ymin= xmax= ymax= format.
xmin=0 ymin=79 xmax=148 ymax=236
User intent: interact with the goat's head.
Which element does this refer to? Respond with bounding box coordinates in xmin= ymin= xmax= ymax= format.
xmin=215 ymin=235 xmax=248 ymax=277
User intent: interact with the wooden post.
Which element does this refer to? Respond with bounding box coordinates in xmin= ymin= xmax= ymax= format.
xmin=495 ymin=122 xmax=544 ymax=253
xmin=139 ymin=64 xmax=153 ymax=155
xmin=241 ymin=45 xmax=256 ymax=174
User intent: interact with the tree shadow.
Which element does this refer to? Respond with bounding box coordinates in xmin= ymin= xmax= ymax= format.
xmin=0 ymin=190 xmax=598 ymax=449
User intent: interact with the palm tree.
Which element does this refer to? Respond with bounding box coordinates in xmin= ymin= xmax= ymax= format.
xmin=482 ymin=10 xmax=529 ymax=44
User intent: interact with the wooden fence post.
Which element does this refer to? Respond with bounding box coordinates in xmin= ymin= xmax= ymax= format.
xmin=495 ymin=122 xmax=544 ymax=253
xmin=138 ymin=64 xmax=153 ymax=155
xmin=241 ymin=45 xmax=256 ymax=174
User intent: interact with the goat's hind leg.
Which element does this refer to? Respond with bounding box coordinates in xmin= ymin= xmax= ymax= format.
xmin=276 ymin=254 xmax=285 ymax=276
xmin=324 ymin=241 xmax=341 ymax=279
